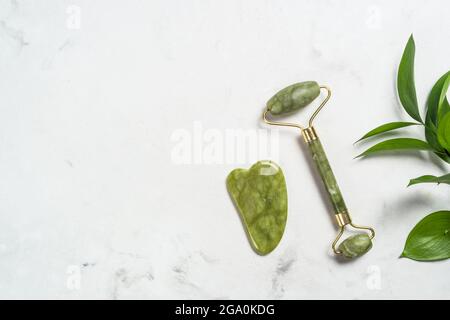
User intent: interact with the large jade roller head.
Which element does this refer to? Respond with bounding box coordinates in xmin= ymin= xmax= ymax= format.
xmin=263 ymin=81 xmax=375 ymax=258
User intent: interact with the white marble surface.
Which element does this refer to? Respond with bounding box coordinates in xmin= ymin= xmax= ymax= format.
xmin=0 ymin=0 xmax=449 ymax=299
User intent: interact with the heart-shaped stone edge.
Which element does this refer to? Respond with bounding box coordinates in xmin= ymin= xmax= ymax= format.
xmin=226 ymin=160 xmax=288 ymax=255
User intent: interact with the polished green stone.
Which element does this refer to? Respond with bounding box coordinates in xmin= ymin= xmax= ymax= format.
xmin=267 ymin=81 xmax=320 ymax=115
xmin=307 ymin=137 xmax=348 ymax=215
xmin=226 ymin=160 xmax=287 ymax=255
xmin=338 ymin=234 xmax=373 ymax=258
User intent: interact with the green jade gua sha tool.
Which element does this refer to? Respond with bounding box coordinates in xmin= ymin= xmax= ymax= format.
xmin=227 ymin=160 xmax=288 ymax=255
xmin=263 ymin=81 xmax=375 ymax=258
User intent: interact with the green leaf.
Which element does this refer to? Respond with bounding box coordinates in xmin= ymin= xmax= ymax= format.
xmin=408 ymin=173 xmax=450 ymax=186
xmin=397 ymin=35 xmax=422 ymax=123
xmin=401 ymin=211 xmax=450 ymax=261
xmin=425 ymin=119 xmax=444 ymax=152
xmin=438 ymin=74 xmax=450 ymax=120
xmin=356 ymin=122 xmax=420 ymax=143
xmin=425 ymin=70 xmax=450 ymax=127
xmin=437 ymin=112 xmax=450 ymax=151
xmin=356 ymin=138 xmax=432 ymax=158
xmin=425 ymin=71 xmax=450 ymax=157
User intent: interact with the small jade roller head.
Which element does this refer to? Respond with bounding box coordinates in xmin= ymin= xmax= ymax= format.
xmin=338 ymin=234 xmax=373 ymax=259
xmin=263 ymin=81 xmax=375 ymax=259
xmin=266 ymin=81 xmax=321 ymax=115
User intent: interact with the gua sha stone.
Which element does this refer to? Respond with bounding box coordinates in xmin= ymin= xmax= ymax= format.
xmin=226 ymin=160 xmax=287 ymax=255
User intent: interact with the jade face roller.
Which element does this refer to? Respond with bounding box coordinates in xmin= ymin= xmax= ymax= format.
xmin=263 ymin=81 xmax=375 ymax=258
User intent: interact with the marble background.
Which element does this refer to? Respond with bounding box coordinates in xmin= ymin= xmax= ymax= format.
xmin=0 ymin=0 xmax=449 ymax=299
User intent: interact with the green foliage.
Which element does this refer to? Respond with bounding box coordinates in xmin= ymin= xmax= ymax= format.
xmin=355 ymin=138 xmax=432 ymax=158
xmin=401 ymin=211 xmax=450 ymax=261
xmin=437 ymin=112 xmax=450 ymax=151
xmin=356 ymin=35 xmax=450 ymax=261
xmin=356 ymin=122 xmax=419 ymax=142
xmin=408 ymin=173 xmax=450 ymax=186
xmin=397 ymin=35 xmax=422 ymax=123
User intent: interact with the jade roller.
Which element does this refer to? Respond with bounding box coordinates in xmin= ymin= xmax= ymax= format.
xmin=263 ymin=81 xmax=375 ymax=258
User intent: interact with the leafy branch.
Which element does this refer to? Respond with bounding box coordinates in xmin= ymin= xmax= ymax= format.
xmin=356 ymin=35 xmax=450 ymax=162
xmin=355 ymin=35 xmax=450 ymax=261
